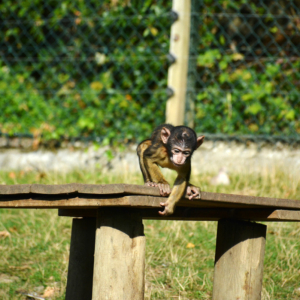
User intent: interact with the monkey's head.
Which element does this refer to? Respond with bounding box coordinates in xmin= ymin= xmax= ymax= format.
xmin=161 ymin=126 xmax=204 ymax=166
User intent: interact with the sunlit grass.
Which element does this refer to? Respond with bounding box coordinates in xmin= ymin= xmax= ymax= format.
xmin=0 ymin=169 xmax=299 ymax=299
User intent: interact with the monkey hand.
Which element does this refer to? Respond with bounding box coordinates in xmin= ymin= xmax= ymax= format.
xmin=157 ymin=183 xmax=171 ymax=197
xmin=186 ymin=185 xmax=201 ymax=200
xmin=158 ymin=202 xmax=174 ymax=216
xmin=145 ymin=182 xmax=171 ymax=197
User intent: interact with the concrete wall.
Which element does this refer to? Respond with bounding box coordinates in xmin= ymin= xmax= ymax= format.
xmin=0 ymin=141 xmax=299 ymax=176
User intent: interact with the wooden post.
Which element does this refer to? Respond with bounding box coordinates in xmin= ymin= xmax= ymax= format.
xmin=66 ymin=218 xmax=96 ymax=300
xmin=166 ymin=0 xmax=191 ymax=125
xmin=92 ymin=208 xmax=145 ymax=300
xmin=212 ymin=219 xmax=267 ymax=300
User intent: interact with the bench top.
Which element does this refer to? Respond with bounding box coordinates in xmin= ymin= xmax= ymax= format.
xmin=0 ymin=183 xmax=299 ymax=221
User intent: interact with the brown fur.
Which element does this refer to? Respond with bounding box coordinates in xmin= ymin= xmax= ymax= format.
xmin=137 ymin=124 xmax=204 ymax=216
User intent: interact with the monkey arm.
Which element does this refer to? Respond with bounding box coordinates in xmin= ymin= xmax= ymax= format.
xmin=143 ymin=157 xmax=171 ymax=197
xmin=159 ymin=175 xmax=187 ymax=216
xmin=137 ymin=141 xmax=170 ymax=196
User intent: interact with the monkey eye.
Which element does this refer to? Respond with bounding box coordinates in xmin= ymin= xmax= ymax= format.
xmin=174 ymin=149 xmax=180 ymax=153
xmin=183 ymin=152 xmax=190 ymax=156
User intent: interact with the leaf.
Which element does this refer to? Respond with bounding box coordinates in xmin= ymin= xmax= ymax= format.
xmin=150 ymin=27 xmax=158 ymax=36
xmin=270 ymin=26 xmax=278 ymax=33
xmin=248 ymin=124 xmax=259 ymax=132
xmin=90 ymin=81 xmax=103 ymax=91
xmin=95 ymin=52 xmax=106 ymax=65
xmin=242 ymin=71 xmax=252 ymax=80
xmin=197 ymin=49 xmax=221 ymax=67
xmin=246 ymin=103 xmax=263 ymax=115
xmin=9 ymin=172 xmax=16 ymax=179
xmin=186 ymin=242 xmax=195 ymax=249
xmin=43 ymin=286 xmax=55 ymax=298
xmin=0 ymin=231 xmax=10 ymax=239
xmin=285 ymin=110 xmax=295 ymax=121
xmin=232 ymin=53 xmax=244 ymax=61
xmin=219 ymin=60 xmax=228 ymax=70
xmin=242 ymin=94 xmax=253 ymax=101
xmin=219 ymin=73 xmax=229 ymax=83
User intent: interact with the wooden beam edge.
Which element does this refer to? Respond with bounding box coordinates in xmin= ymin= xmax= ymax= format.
xmin=58 ymin=208 xmax=300 ymax=222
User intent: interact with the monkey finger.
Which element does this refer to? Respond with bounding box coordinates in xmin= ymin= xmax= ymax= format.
xmin=157 ymin=184 xmax=165 ymax=196
xmin=159 ymin=202 xmax=167 ymax=215
xmin=158 ymin=184 xmax=171 ymax=197
xmin=166 ymin=185 xmax=171 ymax=195
xmin=189 ymin=191 xmax=200 ymax=200
xmin=186 ymin=186 xmax=194 ymax=196
xmin=158 ymin=208 xmax=170 ymax=216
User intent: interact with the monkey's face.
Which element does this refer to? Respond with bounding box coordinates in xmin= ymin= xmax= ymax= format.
xmin=170 ymin=147 xmax=192 ymax=166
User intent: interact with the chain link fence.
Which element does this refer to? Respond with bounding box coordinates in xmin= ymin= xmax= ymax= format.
xmin=0 ymin=1 xmax=172 ymax=145
xmin=190 ymin=0 xmax=300 ymax=144
xmin=0 ymin=0 xmax=299 ymax=146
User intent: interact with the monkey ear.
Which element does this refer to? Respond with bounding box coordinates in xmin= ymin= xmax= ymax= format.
xmin=161 ymin=127 xmax=171 ymax=144
xmin=196 ymin=135 xmax=205 ymax=149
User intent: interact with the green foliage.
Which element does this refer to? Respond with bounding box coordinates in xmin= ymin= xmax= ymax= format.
xmin=0 ymin=0 xmax=299 ymax=141
xmin=0 ymin=1 xmax=171 ymax=142
xmin=193 ymin=0 xmax=300 ymax=136
xmin=0 ymin=64 xmax=53 ymax=136
xmin=195 ymin=53 xmax=300 ymax=134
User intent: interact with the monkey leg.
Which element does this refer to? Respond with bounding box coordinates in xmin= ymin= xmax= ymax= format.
xmin=159 ymin=175 xmax=187 ymax=216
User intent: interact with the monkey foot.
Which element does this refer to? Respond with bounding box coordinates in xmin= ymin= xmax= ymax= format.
xmin=145 ymin=182 xmax=171 ymax=197
xmin=186 ymin=186 xmax=201 ymax=200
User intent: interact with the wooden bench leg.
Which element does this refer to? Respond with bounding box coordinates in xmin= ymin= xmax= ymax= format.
xmin=212 ymin=219 xmax=267 ymax=300
xmin=92 ymin=208 xmax=145 ymax=300
xmin=65 ymin=217 xmax=96 ymax=300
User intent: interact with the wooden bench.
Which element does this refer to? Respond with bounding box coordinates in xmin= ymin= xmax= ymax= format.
xmin=1 ymin=183 xmax=300 ymax=300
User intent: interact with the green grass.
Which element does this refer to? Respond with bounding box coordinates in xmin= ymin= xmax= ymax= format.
xmin=0 ymin=169 xmax=299 ymax=299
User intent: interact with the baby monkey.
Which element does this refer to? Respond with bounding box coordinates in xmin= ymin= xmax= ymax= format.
xmin=137 ymin=124 xmax=204 ymax=216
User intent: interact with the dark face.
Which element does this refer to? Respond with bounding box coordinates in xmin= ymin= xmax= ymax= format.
xmin=170 ymin=146 xmax=192 ymax=166
xmin=161 ymin=126 xmax=204 ymax=167
xmin=169 ymin=129 xmax=195 ymax=166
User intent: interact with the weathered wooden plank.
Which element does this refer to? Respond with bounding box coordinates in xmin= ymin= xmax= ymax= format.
xmin=0 ymin=184 xmax=300 ymax=211
xmin=0 ymin=183 xmax=299 ymax=209
xmin=0 ymin=184 xmax=31 ymax=195
xmin=123 ymin=184 xmax=161 ymax=196
xmin=270 ymin=209 xmax=300 ymax=220
xmin=92 ymin=208 xmax=145 ymax=300
xmin=58 ymin=208 xmax=300 ymax=222
xmin=200 ymin=191 xmax=300 ymax=209
xmin=212 ymin=219 xmax=266 ymax=300
xmin=1 ymin=193 xmax=300 ymax=211
xmin=77 ymin=184 xmax=125 ymax=194
xmin=30 ymin=183 xmax=79 ymax=194
xmin=0 ymin=196 xmax=132 ymax=209
xmin=0 ymin=195 xmax=249 ymax=209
